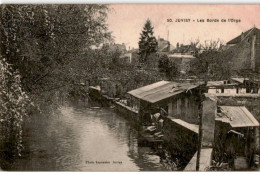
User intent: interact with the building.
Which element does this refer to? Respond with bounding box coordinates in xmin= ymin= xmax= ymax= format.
xmin=104 ymin=43 xmax=127 ymax=54
xmin=207 ymin=78 xmax=260 ymax=94
xmin=127 ymin=80 xmax=205 ymax=124
xmin=164 ymin=42 xmax=199 ymax=74
xmin=119 ymin=49 xmax=139 ymax=64
xmin=173 ymin=42 xmax=198 ymax=56
xmin=119 ymin=53 xmax=132 ymax=64
xmin=157 ymin=36 xmax=175 ymax=53
xmin=185 ymin=93 xmax=260 ymax=171
xmin=226 ymin=26 xmax=260 ymax=72
xmin=127 ymin=80 xmax=205 ymax=164
xmin=204 ymin=94 xmax=260 ymax=169
xmin=126 ymin=80 xmax=260 ymax=170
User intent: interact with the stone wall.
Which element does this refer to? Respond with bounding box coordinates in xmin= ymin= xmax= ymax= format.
xmin=114 ymin=101 xmax=139 ymax=123
xmin=163 ymin=117 xmax=198 ymax=165
xmin=201 ymin=95 xmax=217 ymax=147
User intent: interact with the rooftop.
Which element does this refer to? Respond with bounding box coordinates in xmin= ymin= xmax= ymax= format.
xmin=207 ymin=80 xmax=238 ymax=87
xmin=231 ymin=77 xmax=249 ymax=84
xmin=226 ymin=27 xmax=260 ymax=45
xmin=216 ymin=106 xmax=259 ymax=128
xmin=127 ymin=80 xmax=202 ymax=104
xmin=167 ymin=54 xmax=195 ymax=59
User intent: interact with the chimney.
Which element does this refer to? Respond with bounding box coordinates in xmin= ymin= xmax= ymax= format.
xmin=241 ymin=32 xmax=245 ymax=40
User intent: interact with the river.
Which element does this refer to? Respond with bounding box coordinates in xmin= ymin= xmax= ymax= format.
xmin=5 ymin=102 xmax=178 ymax=171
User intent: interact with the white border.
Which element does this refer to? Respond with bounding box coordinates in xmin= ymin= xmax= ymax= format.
xmin=0 ymin=0 xmax=260 ymax=4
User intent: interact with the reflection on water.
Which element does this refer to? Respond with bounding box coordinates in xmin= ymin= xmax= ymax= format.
xmin=7 ymin=103 xmax=174 ymax=171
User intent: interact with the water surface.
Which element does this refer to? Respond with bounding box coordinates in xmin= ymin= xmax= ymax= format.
xmin=8 ymin=104 xmax=172 ymax=171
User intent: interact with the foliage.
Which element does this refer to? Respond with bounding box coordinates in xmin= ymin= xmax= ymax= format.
xmin=138 ymin=19 xmax=158 ymax=62
xmin=188 ymin=49 xmax=233 ymax=81
xmin=158 ymin=54 xmax=179 ymax=80
xmin=158 ymin=54 xmax=170 ymax=72
xmin=0 ymin=57 xmax=33 ymax=159
xmin=0 ymin=4 xmax=112 ymax=161
xmin=0 ymin=4 xmax=112 ymax=107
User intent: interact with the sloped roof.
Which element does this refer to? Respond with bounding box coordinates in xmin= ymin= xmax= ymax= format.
xmin=226 ymin=27 xmax=258 ymax=45
xmin=127 ymin=81 xmax=202 ymax=104
xmin=207 ymin=81 xmax=238 ymax=87
xmin=168 ymin=54 xmax=195 ymax=59
xmin=231 ymin=78 xmax=249 ymax=84
xmin=128 ymin=80 xmax=170 ymax=99
xmin=160 ymin=45 xmax=169 ymax=52
xmin=216 ymin=106 xmax=259 ymax=128
xmin=128 ymin=80 xmax=170 ymax=97
xmin=158 ymin=43 xmax=175 ymax=52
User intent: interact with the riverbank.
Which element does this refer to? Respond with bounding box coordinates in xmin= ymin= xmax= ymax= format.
xmin=1 ymin=102 xmax=180 ymax=171
xmin=88 ymin=85 xmax=199 ymax=170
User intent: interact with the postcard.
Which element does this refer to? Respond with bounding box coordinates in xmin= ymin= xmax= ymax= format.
xmin=0 ymin=4 xmax=259 ymax=171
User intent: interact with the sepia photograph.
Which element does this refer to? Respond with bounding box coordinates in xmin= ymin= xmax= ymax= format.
xmin=0 ymin=2 xmax=260 ymax=172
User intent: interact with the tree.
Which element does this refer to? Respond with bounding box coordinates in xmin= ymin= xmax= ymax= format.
xmin=158 ymin=54 xmax=179 ymax=80
xmin=0 ymin=4 xmax=112 ymax=107
xmin=138 ymin=19 xmax=158 ymax=62
xmin=189 ymin=48 xmax=232 ymax=80
xmin=0 ymin=4 xmax=112 ymax=161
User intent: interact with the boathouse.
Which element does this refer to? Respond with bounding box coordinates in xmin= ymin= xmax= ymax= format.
xmin=127 ymin=80 xmax=205 ymax=167
xmin=127 ymin=80 xmax=205 ymax=124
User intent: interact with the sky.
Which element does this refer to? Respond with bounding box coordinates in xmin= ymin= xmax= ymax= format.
xmin=107 ymin=4 xmax=260 ymax=49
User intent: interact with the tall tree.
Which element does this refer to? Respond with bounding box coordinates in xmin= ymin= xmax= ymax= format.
xmin=0 ymin=4 xmax=112 ymax=106
xmin=138 ymin=19 xmax=158 ymax=62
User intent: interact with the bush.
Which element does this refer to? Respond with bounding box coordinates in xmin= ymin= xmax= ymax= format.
xmin=0 ymin=57 xmax=33 ymax=160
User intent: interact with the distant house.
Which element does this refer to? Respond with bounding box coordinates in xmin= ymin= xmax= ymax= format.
xmin=157 ymin=36 xmax=175 ymax=53
xmin=104 ymin=43 xmax=127 ymax=54
xmin=207 ymin=78 xmax=260 ymax=94
xmin=226 ymin=26 xmax=260 ymax=72
xmin=172 ymin=43 xmax=198 ymax=56
xmin=119 ymin=49 xmax=139 ymax=64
